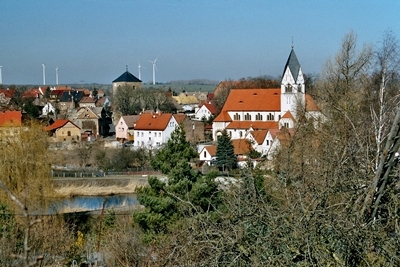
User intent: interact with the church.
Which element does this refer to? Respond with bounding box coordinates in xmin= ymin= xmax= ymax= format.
xmin=211 ymin=48 xmax=320 ymax=157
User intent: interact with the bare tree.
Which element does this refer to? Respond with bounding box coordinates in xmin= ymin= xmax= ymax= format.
xmin=0 ymin=123 xmax=56 ymax=266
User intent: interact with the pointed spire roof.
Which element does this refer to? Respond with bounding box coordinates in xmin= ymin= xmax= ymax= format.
xmin=283 ymin=48 xmax=301 ymax=83
xmin=112 ymin=68 xmax=142 ymax=83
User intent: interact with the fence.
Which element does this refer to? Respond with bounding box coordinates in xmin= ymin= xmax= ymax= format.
xmin=51 ymin=168 xmax=162 ymax=178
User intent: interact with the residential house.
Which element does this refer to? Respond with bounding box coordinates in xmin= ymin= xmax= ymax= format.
xmin=199 ymin=145 xmax=216 ymax=164
xmin=194 ymin=102 xmax=217 ymax=121
xmin=0 ymin=89 xmax=15 ymax=107
xmin=0 ymin=110 xmax=22 ymax=141
xmin=79 ymin=97 xmax=97 ymax=108
xmin=44 ymin=119 xmax=81 ymax=142
xmin=42 ymin=102 xmax=56 ymax=116
xmin=59 ymin=90 xmax=85 ymax=111
xmin=116 ymin=115 xmax=140 ymax=142
xmin=95 ymin=96 xmax=110 ymax=107
xmin=133 ymin=112 xmax=178 ymax=149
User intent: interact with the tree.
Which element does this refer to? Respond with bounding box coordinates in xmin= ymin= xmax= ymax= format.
xmin=113 ymin=85 xmax=142 ymax=116
xmin=0 ymin=122 xmax=56 ymax=266
xmin=216 ymin=129 xmax=236 ymax=171
xmin=151 ymin=125 xmax=197 ymax=175
xmin=135 ymin=126 xmax=221 ymax=237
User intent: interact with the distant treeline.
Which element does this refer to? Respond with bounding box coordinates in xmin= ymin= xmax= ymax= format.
xmin=168 ymin=79 xmax=219 ymax=85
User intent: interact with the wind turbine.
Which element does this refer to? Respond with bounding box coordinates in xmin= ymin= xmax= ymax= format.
xmin=42 ymin=64 xmax=46 ymax=85
xmin=148 ymin=57 xmax=158 ymax=85
xmin=55 ymin=67 xmax=59 ymax=85
xmin=138 ymin=62 xmax=143 ymax=80
xmin=0 ymin=66 xmax=2 ymax=85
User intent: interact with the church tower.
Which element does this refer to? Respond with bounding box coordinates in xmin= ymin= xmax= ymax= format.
xmin=112 ymin=66 xmax=142 ymax=96
xmin=280 ymin=48 xmax=305 ymax=118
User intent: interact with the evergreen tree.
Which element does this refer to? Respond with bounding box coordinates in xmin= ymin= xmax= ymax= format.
xmin=216 ymin=129 xmax=236 ymax=171
xmin=151 ymin=125 xmax=197 ymax=175
xmin=134 ymin=126 xmax=221 ymax=237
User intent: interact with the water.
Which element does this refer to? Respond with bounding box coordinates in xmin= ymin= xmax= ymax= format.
xmin=48 ymin=194 xmax=139 ymax=214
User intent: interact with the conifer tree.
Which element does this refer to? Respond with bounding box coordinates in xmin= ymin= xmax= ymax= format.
xmin=216 ymin=129 xmax=236 ymax=171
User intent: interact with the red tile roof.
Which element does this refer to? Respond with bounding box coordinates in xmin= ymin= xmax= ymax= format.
xmin=22 ymin=88 xmax=43 ymax=98
xmin=0 ymin=89 xmax=16 ymax=98
xmin=173 ymin=113 xmax=187 ymax=124
xmin=213 ymin=111 xmax=232 ymax=122
xmin=250 ymin=130 xmax=268 ymax=145
xmin=134 ymin=113 xmax=173 ymax=131
xmin=232 ymin=139 xmax=252 ymax=155
xmin=282 ymin=111 xmax=294 ymax=119
xmin=0 ymin=111 xmax=22 ymax=127
xmin=204 ymin=145 xmax=216 ymax=156
xmin=201 ymin=103 xmax=217 ymax=114
xmin=222 ymin=88 xmax=281 ymax=112
xmin=80 ymin=96 xmax=96 ymax=103
xmin=306 ymin=94 xmax=319 ymax=111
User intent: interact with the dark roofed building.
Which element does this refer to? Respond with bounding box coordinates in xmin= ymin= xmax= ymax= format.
xmin=112 ymin=66 xmax=142 ymax=96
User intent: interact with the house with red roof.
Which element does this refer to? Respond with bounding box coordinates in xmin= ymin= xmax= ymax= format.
xmin=44 ymin=119 xmax=81 ymax=142
xmin=133 ymin=112 xmax=178 ymax=149
xmin=0 ymin=111 xmax=22 ymax=141
xmin=194 ymin=102 xmax=217 ymax=121
xmin=211 ymin=48 xmax=320 ymax=158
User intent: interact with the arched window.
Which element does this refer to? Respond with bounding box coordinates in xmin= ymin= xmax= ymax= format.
xmin=285 ymin=84 xmax=292 ymax=93
xmin=244 ymin=113 xmax=251 ymax=120
xmin=255 ymin=113 xmax=262 ymax=121
xmin=234 ymin=113 xmax=240 ymax=120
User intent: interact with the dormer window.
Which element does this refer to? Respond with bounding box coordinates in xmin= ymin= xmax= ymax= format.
xmin=233 ymin=113 xmax=240 ymax=120
xmin=244 ymin=113 xmax=251 ymax=120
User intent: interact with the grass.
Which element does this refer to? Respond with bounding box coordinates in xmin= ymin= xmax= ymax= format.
xmin=54 ymin=179 xmax=148 ymax=197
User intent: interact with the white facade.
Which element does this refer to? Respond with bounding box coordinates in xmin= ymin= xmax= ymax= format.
xmin=42 ymin=102 xmax=55 ymax=116
xmin=134 ymin=116 xmax=178 ymax=149
xmin=194 ymin=105 xmax=213 ymax=120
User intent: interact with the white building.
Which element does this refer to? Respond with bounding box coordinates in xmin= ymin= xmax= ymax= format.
xmin=133 ymin=112 xmax=178 ymax=149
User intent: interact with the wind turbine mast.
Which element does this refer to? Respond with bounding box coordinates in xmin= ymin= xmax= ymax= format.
xmin=56 ymin=67 xmax=59 ymax=85
xmin=138 ymin=62 xmax=142 ymax=80
xmin=0 ymin=66 xmax=2 ymax=85
xmin=42 ymin=64 xmax=46 ymax=85
xmin=149 ymin=57 xmax=158 ymax=85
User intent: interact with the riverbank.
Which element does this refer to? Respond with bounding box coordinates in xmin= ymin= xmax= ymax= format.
xmin=53 ymin=176 xmax=150 ymax=197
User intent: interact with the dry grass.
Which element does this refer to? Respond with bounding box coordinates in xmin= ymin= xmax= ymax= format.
xmin=55 ymin=179 xmax=148 ymax=197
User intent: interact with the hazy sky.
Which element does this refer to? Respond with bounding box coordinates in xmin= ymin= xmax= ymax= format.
xmin=0 ymin=0 xmax=399 ymax=85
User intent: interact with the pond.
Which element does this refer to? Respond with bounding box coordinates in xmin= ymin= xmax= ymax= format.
xmin=48 ymin=194 xmax=139 ymax=214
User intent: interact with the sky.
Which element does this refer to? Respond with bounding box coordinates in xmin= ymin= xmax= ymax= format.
xmin=0 ymin=0 xmax=399 ymax=85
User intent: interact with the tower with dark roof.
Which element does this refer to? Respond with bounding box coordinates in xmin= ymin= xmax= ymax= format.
xmin=280 ymin=47 xmax=305 ymax=117
xmin=112 ymin=66 xmax=142 ymax=96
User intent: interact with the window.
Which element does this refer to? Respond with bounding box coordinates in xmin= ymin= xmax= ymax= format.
xmin=122 ymin=127 xmax=124 ymax=131
xmin=141 ymin=132 xmax=143 ymax=137
xmin=229 ymin=131 xmax=232 ymax=137
xmin=149 ymin=137 xmax=151 ymax=141
xmin=154 ymin=132 xmax=157 ymax=137
xmin=67 ymin=131 xmax=71 ymax=136
xmin=266 ymin=140 xmax=269 ymax=145
xmin=285 ymin=84 xmax=292 ymax=93
xmin=244 ymin=113 xmax=251 ymax=120
xmin=239 ymin=131 xmax=243 ymax=137
xmin=234 ymin=113 xmax=240 ymax=120
xmin=204 ymin=151 xmax=206 ymax=158
xmin=137 ymin=132 xmax=139 ymax=136
xmin=141 ymin=141 xmax=144 ymax=146
xmin=284 ymin=122 xmax=289 ymax=128
xmin=255 ymin=113 xmax=262 ymax=121
xmin=159 ymin=132 xmax=161 ymax=137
